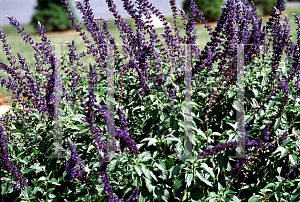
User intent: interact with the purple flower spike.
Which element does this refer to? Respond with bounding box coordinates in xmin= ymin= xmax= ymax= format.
xmin=0 ymin=123 xmax=28 ymax=189
xmin=65 ymin=137 xmax=90 ymax=185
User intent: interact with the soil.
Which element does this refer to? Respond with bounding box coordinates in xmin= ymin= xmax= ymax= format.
xmin=0 ymin=96 xmax=9 ymax=106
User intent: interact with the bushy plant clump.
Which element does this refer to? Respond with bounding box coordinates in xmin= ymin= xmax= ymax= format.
xmin=30 ymin=0 xmax=77 ymax=32
xmin=0 ymin=0 xmax=300 ymax=201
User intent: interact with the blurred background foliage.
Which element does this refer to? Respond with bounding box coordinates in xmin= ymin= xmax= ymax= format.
xmin=30 ymin=0 xmax=79 ymax=32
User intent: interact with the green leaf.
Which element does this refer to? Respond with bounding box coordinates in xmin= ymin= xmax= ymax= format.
xmin=274 ymin=116 xmax=281 ymax=131
xmin=49 ymin=178 xmax=61 ymax=186
xmin=191 ymin=188 xmax=203 ymax=200
xmin=71 ymin=114 xmax=85 ymax=122
xmin=29 ymin=148 xmax=39 ymax=155
xmin=289 ymin=154 xmax=298 ymax=166
xmin=165 ymin=137 xmax=182 ymax=146
xmin=171 ymin=165 xmax=181 ymax=178
xmin=141 ymin=138 xmax=158 ymax=147
xmin=138 ymin=151 xmax=152 ymax=162
xmin=229 ymin=195 xmax=240 ymax=202
xmin=196 ymin=170 xmax=212 ymax=187
xmin=145 ymin=178 xmax=154 ymax=193
xmin=36 ymin=123 xmax=45 ymax=131
xmin=187 ymin=173 xmax=195 ymax=188
xmin=173 ymin=178 xmax=182 ymax=192
xmin=150 ymin=171 xmax=158 ymax=182
xmin=67 ymin=125 xmax=81 ymax=130
xmin=248 ymin=195 xmax=261 ymax=202
xmin=162 ymin=189 xmax=170 ymax=202
xmin=134 ymin=165 xmax=142 ymax=177
xmin=161 ymin=118 xmax=170 ymax=128
xmin=252 ymin=88 xmax=258 ymax=97
xmin=31 ymin=112 xmax=41 ymax=121
xmin=233 ymin=100 xmax=244 ymax=112
xmin=33 ymin=187 xmax=43 ymax=195
xmin=141 ymin=164 xmax=151 ymax=179
xmin=272 ymin=146 xmax=287 ymax=158
xmin=228 ymin=90 xmax=235 ymax=98
xmin=30 ymin=163 xmax=45 ymax=174
xmin=200 ymin=163 xmax=215 ymax=179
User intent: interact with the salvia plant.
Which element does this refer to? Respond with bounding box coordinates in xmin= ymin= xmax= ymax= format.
xmin=0 ymin=0 xmax=300 ymax=201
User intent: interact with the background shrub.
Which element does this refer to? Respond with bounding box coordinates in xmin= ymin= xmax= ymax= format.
xmin=182 ymin=0 xmax=223 ymax=22
xmin=252 ymin=0 xmax=277 ymax=15
xmin=30 ymin=0 xmax=77 ymax=32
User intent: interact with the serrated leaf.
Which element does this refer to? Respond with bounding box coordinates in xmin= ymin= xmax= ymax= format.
xmin=162 ymin=189 xmax=170 ymax=202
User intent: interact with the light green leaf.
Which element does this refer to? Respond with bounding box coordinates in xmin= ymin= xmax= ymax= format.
xmin=67 ymin=125 xmax=81 ymax=130
xmin=49 ymin=178 xmax=61 ymax=186
xmin=134 ymin=165 xmax=142 ymax=177
xmin=200 ymin=163 xmax=215 ymax=179
xmin=196 ymin=170 xmax=213 ymax=187
xmin=71 ymin=114 xmax=85 ymax=122
xmin=145 ymin=178 xmax=154 ymax=193
xmin=248 ymin=195 xmax=261 ymax=202
xmin=289 ymin=154 xmax=298 ymax=166
xmin=30 ymin=164 xmax=45 ymax=174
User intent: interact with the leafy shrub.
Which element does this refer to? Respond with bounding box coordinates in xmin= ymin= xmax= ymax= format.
xmin=252 ymin=0 xmax=277 ymax=16
xmin=30 ymin=0 xmax=77 ymax=32
xmin=0 ymin=0 xmax=300 ymax=201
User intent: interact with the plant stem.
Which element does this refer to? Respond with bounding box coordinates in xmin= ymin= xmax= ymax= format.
xmin=86 ymin=184 xmax=92 ymax=202
xmin=237 ymin=175 xmax=245 ymax=198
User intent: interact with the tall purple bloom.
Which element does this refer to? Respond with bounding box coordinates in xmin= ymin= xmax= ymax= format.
xmin=0 ymin=123 xmax=28 ymax=189
xmin=65 ymin=138 xmax=90 ymax=185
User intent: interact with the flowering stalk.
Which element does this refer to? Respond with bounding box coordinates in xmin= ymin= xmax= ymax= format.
xmin=0 ymin=123 xmax=28 ymax=189
xmin=65 ymin=138 xmax=90 ymax=185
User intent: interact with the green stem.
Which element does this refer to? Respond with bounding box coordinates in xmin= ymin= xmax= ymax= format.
xmin=237 ymin=175 xmax=245 ymax=198
xmin=86 ymin=184 xmax=92 ymax=202
xmin=206 ymin=121 xmax=208 ymax=148
xmin=20 ymin=188 xmax=31 ymax=202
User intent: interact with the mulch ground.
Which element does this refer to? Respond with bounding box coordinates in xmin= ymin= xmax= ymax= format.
xmin=0 ymin=95 xmax=9 ymax=106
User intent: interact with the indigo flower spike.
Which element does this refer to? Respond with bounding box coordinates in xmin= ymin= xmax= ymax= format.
xmin=0 ymin=123 xmax=28 ymax=189
xmin=65 ymin=137 xmax=90 ymax=185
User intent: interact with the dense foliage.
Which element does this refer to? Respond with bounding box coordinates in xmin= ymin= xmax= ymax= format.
xmin=0 ymin=0 xmax=300 ymax=201
xmin=30 ymin=0 xmax=77 ymax=32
